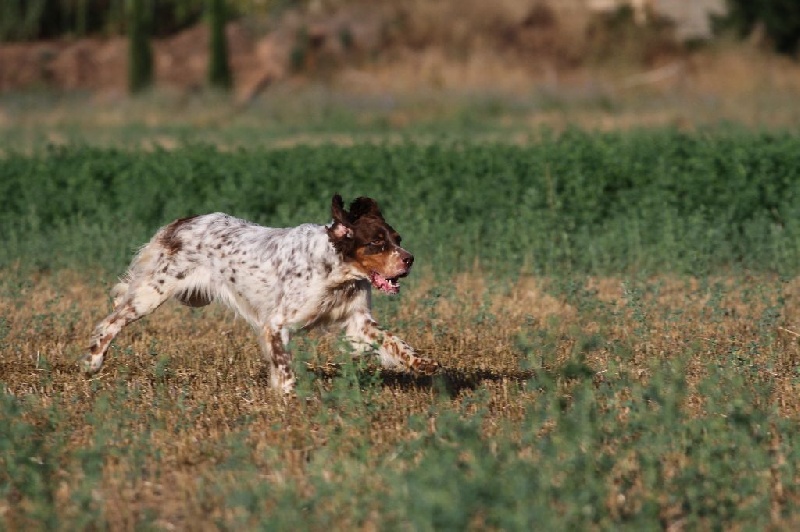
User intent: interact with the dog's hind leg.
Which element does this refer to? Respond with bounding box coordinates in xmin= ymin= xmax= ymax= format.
xmin=80 ymin=248 xmax=180 ymax=375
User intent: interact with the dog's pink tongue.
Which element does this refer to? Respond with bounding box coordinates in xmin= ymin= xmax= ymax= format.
xmin=371 ymin=272 xmax=399 ymax=294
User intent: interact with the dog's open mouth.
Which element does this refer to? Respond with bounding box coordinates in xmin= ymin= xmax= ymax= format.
xmin=369 ymin=271 xmax=405 ymax=294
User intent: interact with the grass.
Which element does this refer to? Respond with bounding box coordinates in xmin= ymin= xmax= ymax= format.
xmin=4 ymin=132 xmax=800 ymax=527
xmin=4 ymin=130 xmax=800 ymax=276
xmin=4 ymin=67 xmax=800 ymax=152
xmin=3 ymin=272 xmax=800 ymax=528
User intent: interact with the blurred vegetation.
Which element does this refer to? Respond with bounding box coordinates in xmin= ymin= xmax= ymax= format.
xmin=207 ymin=0 xmax=232 ymax=90
xmin=717 ymin=0 xmax=800 ymax=56
xmin=127 ymin=0 xmax=153 ymax=93
xmin=0 ymin=0 xmax=283 ymax=41
xmin=1 ymin=0 xmax=191 ymax=40
xmin=2 ymin=129 xmax=800 ymax=276
xmin=3 ymin=0 xmax=799 ymax=67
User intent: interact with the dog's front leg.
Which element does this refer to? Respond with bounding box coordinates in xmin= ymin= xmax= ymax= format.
xmin=344 ymin=314 xmax=440 ymax=375
xmin=260 ymin=325 xmax=295 ymax=396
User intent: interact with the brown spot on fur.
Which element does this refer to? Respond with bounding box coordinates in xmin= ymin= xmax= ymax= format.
xmin=268 ymin=332 xmax=290 ymax=368
xmin=160 ymin=215 xmax=199 ymax=255
xmin=89 ymin=333 xmax=114 ymax=354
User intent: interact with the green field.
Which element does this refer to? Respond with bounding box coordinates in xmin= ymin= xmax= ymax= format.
xmin=3 ymin=130 xmax=800 ymax=528
xmin=4 ymin=129 xmax=800 ymax=275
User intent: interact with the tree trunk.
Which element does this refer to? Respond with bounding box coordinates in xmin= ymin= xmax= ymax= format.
xmin=128 ymin=0 xmax=153 ymax=94
xmin=208 ymin=0 xmax=232 ymax=90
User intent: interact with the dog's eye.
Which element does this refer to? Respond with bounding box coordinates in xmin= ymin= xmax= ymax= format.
xmin=370 ymin=240 xmax=385 ymax=248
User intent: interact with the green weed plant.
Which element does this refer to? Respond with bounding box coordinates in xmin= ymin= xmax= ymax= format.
xmin=2 ymin=130 xmax=800 ymax=276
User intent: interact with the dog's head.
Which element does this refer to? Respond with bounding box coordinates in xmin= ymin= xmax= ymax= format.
xmin=327 ymin=194 xmax=413 ymax=295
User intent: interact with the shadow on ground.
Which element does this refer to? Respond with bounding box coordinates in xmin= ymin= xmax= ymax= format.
xmin=304 ymin=363 xmax=536 ymax=397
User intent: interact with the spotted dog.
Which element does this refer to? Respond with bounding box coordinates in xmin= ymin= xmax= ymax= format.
xmin=81 ymin=195 xmax=439 ymax=395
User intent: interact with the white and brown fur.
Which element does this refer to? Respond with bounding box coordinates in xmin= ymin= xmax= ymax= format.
xmin=81 ymin=195 xmax=440 ymax=395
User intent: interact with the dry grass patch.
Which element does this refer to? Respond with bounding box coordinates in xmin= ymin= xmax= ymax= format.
xmin=3 ymin=270 xmax=800 ymax=526
xmin=4 ymin=270 xmax=800 ymax=416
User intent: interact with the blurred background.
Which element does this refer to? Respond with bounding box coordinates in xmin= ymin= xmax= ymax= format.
xmin=1 ymin=0 xmax=799 ymax=145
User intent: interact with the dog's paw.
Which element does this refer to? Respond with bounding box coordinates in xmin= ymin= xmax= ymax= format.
xmin=79 ymin=354 xmax=103 ymax=375
xmin=411 ymin=357 xmax=441 ymax=376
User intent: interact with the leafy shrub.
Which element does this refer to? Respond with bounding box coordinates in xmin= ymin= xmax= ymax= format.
xmin=4 ymin=130 xmax=800 ymax=276
xmin=0 ymin=0 xmax=206 ymax=42
xmin=716 ymin=0 xmax=800 ymax=56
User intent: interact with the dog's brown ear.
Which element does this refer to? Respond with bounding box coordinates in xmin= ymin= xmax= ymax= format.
xmin=348 ymin=197 xmax=382 ymax=220
xmin=329 ymin=194 xmax=353 ymax=241
xmin=331 ymin=194 xmax=348 ymax=222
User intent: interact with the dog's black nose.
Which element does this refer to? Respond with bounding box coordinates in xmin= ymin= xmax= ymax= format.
xmin=403 ymin=255 xmax=414 ymax=268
